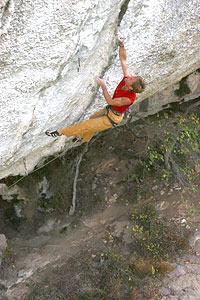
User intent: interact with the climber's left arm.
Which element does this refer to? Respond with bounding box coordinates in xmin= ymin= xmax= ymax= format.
xmin=95 ymin=76 xmax=131 ymax=106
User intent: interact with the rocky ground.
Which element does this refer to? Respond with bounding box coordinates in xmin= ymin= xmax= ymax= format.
xmin=1 ymin=99 xmax=200 ymax=300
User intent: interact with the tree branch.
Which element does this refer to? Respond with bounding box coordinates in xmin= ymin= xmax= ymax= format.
xmin=69 ymin=143 xmax=88 ymax=216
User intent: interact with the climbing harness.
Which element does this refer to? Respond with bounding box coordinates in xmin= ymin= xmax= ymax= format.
xmin=105 ymin=105 xmax=132 ymax=127
xmin=106 ymin=105 xmax=121 ymax=127
xmin=108 ymin=105 xmax=122 ymax=116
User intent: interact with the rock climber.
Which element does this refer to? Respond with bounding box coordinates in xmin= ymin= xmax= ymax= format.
xmin=45 ymin=32 xmax=146 ymax=142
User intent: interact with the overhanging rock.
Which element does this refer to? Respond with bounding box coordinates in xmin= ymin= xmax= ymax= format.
xmin=0 ymin=0 xmax=200 ymax=180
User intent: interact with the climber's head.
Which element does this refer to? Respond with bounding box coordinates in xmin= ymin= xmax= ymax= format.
xmin=125 ymin=76 xmax=146 ymax=93
xmin=130 ymin=76 xmax=146 ymax=93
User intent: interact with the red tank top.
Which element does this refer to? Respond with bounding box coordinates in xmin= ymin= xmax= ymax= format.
xmin=112 ymin=77 xmax=136 ymax=113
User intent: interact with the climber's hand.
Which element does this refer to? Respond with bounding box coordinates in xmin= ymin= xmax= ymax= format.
xmin=117 ymin=31 xmax=125 ymax=43
xmin=95 ymin=76 xmax=106 ymax=89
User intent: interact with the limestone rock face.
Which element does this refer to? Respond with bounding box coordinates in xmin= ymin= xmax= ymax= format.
xmin=0 ymin=0 xmax=199 ymax=179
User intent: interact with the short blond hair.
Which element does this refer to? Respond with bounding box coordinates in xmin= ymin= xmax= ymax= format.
xmin=132 ymin=76 xmax=146 ymax=93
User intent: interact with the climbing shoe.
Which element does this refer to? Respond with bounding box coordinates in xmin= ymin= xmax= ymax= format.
xmin=45 ymin=129 xmax=61 ymax=137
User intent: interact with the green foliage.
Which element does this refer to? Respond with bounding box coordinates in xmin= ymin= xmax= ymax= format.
xmin=130 ymin=204 xmax=186 ymax=260
xmin=103 ymin=250 xmax=134 ymax=283
xmin=1 ymin=240 xmax=15 ymax=268
xmin=131 ymin=205 xmax=166 ymax=259
xmin=144 ymin=111 xmax=200 ymax=187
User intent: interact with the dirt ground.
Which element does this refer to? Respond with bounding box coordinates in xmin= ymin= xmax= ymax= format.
xmin=1 ymin=100 xmax=200 ymax=300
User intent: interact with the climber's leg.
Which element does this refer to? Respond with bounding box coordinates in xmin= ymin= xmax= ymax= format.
xmin=59 ymin=114 xmax=113 ymax=142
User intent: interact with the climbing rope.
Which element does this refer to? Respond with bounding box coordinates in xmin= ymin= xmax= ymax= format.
xmin=7 ymin=139 xmax=82 ymax=189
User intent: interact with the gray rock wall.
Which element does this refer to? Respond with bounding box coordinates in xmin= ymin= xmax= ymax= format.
xmin=0 ymin=0 xmax=199 ymax=179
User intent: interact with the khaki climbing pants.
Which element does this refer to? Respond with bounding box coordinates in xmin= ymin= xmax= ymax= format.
xmin=59 ymin=106 xmax=124 ymax=142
